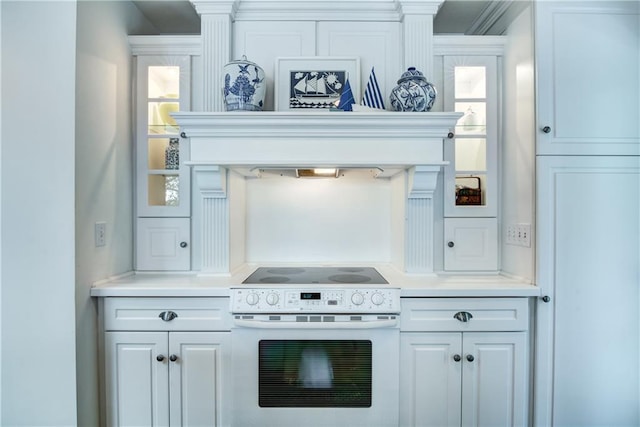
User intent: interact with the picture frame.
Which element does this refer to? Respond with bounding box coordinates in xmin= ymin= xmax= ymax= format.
xmin=274 ymin=57 xmax=361 ymax=111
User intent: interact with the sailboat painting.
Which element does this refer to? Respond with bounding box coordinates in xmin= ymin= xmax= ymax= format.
xmin=289 ymin=70 xmax=347 ymax=109
xmin=275 ymin=57 xmax=360 ymax=111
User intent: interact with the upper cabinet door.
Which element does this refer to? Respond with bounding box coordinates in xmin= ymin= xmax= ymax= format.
xmin=443 ymin=55 xmax=499 ymax=218
xmin=136 ymin=55 xmax=192 ymax=217
xmin=535 ymin=1 xmax=640 ymax=155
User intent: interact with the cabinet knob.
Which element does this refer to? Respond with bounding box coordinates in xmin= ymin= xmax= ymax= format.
xmin=180 ymin=241 xmax=188 ymax=248
xmin=159 ymin=311 xmax=178 ymax=321
xmin=447 ymin=132 xmax=455 ymax=139
xmin=447 ymin=241 xmax=455 ymax=248
xmin=542 ymin=126 xmax=551 ymax=134
xmin=169 ymin=354 xmax=179 ymax=362
xmin=453 ymin=311 xmax=473 ymax=322
xmin=180 ymin=132 xmax=187 ymax=138
xmin=453 ymin=354 xmax=461 ymax=362
xmin=541 ymin=295 xmax=551 ymax=303
xmin=466 ymin=354 xmax=475 ymax=362
xmin=156 ymin=354 xmax=165 ymax=362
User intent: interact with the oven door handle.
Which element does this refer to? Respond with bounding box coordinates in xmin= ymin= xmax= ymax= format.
xmin=233 ymin=318 xmax=398 ymax=329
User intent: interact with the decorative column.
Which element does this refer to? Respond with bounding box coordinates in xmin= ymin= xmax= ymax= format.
xmin=398 ymin=0 xmax=443 ymax=81
xmin=405 ymin=166 xmax=440 ymax=273
xmin=190 ymin=0 xmax=237 ymax=111
xmin=194 ymin=166 xmax=229 ymax=273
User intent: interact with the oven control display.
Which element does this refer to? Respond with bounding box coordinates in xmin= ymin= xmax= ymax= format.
xmin=230 ymin=288 xmax=401 ymax=313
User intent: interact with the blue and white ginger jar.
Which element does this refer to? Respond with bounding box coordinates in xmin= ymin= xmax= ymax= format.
xmin=223 ymin=55 xmax=266 ymax=111
xmin=389 ymin=67 xmax=437 ymax=112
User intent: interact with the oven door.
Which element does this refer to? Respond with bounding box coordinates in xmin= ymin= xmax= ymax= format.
xmin=231 ymin=318 xmax=399 ymax=427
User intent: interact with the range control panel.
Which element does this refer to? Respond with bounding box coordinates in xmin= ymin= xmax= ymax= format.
xmin=230 ymin=288 xmax=401 ymax=313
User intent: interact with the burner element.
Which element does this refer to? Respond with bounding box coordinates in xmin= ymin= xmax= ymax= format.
xmin=328 ymin=274 xmax=371 ymax=284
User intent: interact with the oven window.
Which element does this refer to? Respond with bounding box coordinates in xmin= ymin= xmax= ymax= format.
xmin=259 ymin=340 xmax=372 ymax=407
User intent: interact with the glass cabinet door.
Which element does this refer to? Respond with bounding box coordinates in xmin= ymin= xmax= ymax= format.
xmin=443 ymin=56 xmax=497 ymax=218
xmin=136 ymin=56 xmax=191 ymax=217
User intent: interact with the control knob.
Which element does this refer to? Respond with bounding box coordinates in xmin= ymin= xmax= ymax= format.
xmin=351 ymin=292 xmax=365 ymax=305
xmin=246 ymin=292 xmax=260 ymax=306
xmin=371 ymin=292 xmax=385 ymax=305
xmin=266 ymin=292 xmax=279 ymax=306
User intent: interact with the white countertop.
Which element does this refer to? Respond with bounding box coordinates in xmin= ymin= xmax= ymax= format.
xmin=90 ymin=263 xmax=539 ymax=298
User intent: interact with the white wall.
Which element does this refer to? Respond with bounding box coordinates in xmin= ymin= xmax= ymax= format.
xmin=0 ymin=1 xmax=3 ymax=421
xmin=75 ymin=2 xmax=155 ymax=425
xmin=1 ymin=1 xmax=78 ymax=425
xmin=245 ymin=176 xmax=392 ymax=263
xmin=500 ymin=5 xmax=535 ymax=281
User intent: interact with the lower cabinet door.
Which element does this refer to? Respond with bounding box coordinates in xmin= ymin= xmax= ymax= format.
xmin=105 ymin=331 xmax=170 ymax=427
xmin=169 ymin=332 xmax=231 ymax=427
xmin=461 ymin=332 xmax=528 ymax=427
xmin=106 ymin=331 xmax=231 ymax=427
xmin=444 ymin=218 xmax=498 ymax=271
xmin=136 ymin=217 xmax=191 ymax=271
xmin=400 ymin=331 xmax=528 ymax=427
xmin=400 ymin=333 xmax=463 ymax=427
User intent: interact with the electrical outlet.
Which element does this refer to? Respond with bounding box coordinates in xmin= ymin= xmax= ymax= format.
xmin=95 ymin=222 xmax=106 ymax=247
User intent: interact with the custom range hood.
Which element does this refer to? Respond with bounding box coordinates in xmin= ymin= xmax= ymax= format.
xmin=172 ymin=111 xmax=462 ymax=275
xmin=173 ymin=111 xmax=460 ymax=174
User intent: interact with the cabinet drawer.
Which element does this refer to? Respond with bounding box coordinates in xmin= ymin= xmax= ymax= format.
xmin=400 ymin=298 xmax=528 ymax=332
xmin=104 ymin=297 xmax=231 ymax=331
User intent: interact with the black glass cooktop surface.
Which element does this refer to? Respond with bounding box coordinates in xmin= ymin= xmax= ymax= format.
xmin=242 ymin=267 xmax=388 ymax=285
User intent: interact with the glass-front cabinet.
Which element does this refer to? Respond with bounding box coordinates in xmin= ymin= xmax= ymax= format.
xmin=444 ymin=56 xmax=497 ymax=218
xmin=136 ymin=56 xmax=191 ymax=217
xmin=443 ymin=56 xmax=498 ymax=271
xmin=132 ymin=46 xmax=193 ymax=271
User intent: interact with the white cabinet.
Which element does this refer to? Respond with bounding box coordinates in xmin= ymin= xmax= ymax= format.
xmin=130 ymin=36 xmax=199 ymax=270
xmin=106 ymin=331 xmax=229 ymax=427
xmin=535 ymin=156 xmax=640 ymax=427
xmin=442 ymin=55 xmax=500 ymax=271
xmin=400 ymin=298 xmax=529 ymax=427
xmin=535 ymin=0 xmax=639 ymax=155
xmin=136 ymin=217 xmax=190 ymax=271
xmin=533 ymin=2 xmax=640 ymax=426
xmin=444 ymin=218 xmax=498 ymax=272
xmin=103 ymin=298 xmax=232 ymax=427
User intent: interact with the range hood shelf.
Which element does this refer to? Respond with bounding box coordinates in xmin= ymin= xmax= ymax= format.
xmin=173 ymin=111 xmax=462 ymax=172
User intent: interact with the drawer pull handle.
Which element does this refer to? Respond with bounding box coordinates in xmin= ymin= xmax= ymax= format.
xmin=169 ymin=354 xmax=179 ymax=362
xmin=453 ymin=354 xmax=461 ymax=362
xmin=159 ymin=311 xmax=178 ymax=321
xmin=453 ymin=311 xmax=473 ymax=322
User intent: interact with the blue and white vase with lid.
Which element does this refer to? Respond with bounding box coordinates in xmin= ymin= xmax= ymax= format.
xmin=223 ymin=55 xmax=266 ymax=111
xmin=389 ymin=67 xmax=437 ymax=112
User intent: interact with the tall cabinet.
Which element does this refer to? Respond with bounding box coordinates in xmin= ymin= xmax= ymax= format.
xmin=533 ymin=2 xmax=640 ymax=426
xmin=130 ymin=37 xmax=200 ymax=271
xmin=441 ymin=52 xmax=500 ymax=272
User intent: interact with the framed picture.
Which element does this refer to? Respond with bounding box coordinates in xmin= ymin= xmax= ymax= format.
xmin=274 ymin=57 xmax=360 ymax=111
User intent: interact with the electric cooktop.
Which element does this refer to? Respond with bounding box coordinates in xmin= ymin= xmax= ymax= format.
xmin=242 ymin=266 xmax=388 ymax=285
